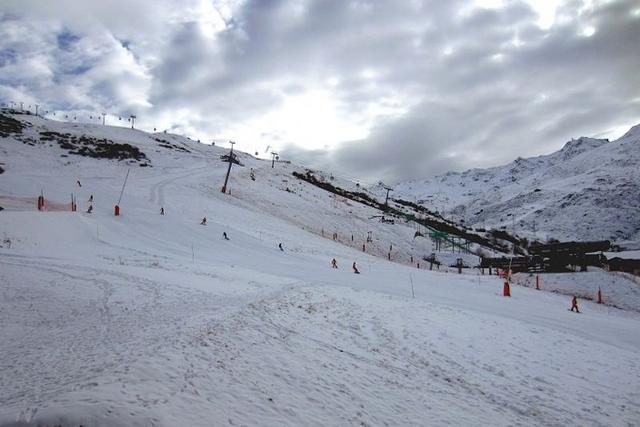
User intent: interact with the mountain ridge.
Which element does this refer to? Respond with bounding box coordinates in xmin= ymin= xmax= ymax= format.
xmin=382 ymin=124 xmax=640 ymax=243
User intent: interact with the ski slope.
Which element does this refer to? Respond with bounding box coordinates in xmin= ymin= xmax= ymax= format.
xmin=1 ymin=113 xmax=639 ymax=426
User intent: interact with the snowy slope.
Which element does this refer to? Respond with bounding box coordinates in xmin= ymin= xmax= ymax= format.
xmin=385 ymin=125 xmax=640 ymax=243
xmin=1 ymin=112 xmax=640 ymax=426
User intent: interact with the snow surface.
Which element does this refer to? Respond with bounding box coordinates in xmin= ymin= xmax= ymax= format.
xmin=1 ymin=113 xmax=640 ymax=426
xmin=512 ymin=269 xmax=640 ymax=312
xmin=383 ymin=125 xmax=640 ymax=243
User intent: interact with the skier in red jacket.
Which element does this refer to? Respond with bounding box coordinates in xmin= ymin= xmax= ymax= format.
xmin=570 ymin=296 xmax=580 ymax=313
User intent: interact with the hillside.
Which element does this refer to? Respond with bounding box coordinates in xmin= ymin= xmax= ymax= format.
xmin=384 ymin=125 xmax=640 ymax=243
xmin=1 ymin=111 xmax=640 ymax=426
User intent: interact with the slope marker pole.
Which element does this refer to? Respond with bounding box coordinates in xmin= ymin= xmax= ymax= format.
xmin=410 ymin=274 xmax=415 ymax=298
xmin=115 ymin=169 xmax=130 ymax=216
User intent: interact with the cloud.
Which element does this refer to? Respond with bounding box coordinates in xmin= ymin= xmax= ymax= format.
xmin=285 ymin=0 xmax=640 ymax=182
xmin=1 ymin=0 xmax=638 ymax=182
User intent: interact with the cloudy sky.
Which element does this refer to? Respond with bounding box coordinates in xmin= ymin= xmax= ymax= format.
xmin=1 ymin=0 xmax=639 ymax=183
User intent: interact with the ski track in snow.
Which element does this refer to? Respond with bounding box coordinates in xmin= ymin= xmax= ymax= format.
xmin=0 ymin=255 xmax=289 ymax=426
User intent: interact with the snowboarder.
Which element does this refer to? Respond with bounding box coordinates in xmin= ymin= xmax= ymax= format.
xmin=352 ymin=262 xmax=360 ymax=274
xmin=160 ymin=207 xmax=164 ymax=215
xmin=331 ymin=258 xmax=338 ymax=269
xmin=88 ymin=194 xmax=93 ymax=203
xmin=223 ymin=232 xmax=230 ymax=240
xmin=570 ymin=296 xmax=580 ymax=313
xmin=86 ymin=205 xmax=93 ymax=214
xmin=200 ymin=217 xmax=207 ymax=225
xmin=278 ymin=243 xmax=284 ymax=251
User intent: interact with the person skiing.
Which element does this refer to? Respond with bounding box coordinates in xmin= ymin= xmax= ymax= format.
xmin=352 ymin=262 xmax=360 ymax=274
xmin=76 ymin=180 xmax=82 ymax=187
xmin=86 ymin=205 xmax=93 ymax=214
xmin=223 ymin=232 xmax=230 ymax=240
xmin=278 ymin=243 xmax=284 ymax=251
xmin=570 ymin=296 xmax=580 ymax=313
xmin=160 ymin=207 xmax=164 ymax=215
xmin=331 ymin=258 xmax=338 ymax=269
xmin=200 ymin=217 xmax=207 ymax=225
xmin=88 ymin=194 xmax=93 ymax=203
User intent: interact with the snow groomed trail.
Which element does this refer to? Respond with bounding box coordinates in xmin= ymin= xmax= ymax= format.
xmin=1 ymin=115 xmax=639 ymax=426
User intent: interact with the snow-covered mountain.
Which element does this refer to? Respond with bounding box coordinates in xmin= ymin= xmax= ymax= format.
xmin=2 ymin=111 xmax=640 ymax=426
xmin=385 ymin=125 xmax=640 ymax=243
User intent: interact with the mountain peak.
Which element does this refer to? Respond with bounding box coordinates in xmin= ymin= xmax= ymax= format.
xmin=619 ymin=123 xmax=640 ymax=141
xmin=558 ymin=136 xmax=610 ymax=159
xmin=560 ymin=136 xmax=608 ymax=150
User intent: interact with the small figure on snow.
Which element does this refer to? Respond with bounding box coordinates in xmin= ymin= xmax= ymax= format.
xmin=278 ymin=242 xmax=284 ymax=251
xmin=570 ymin=296 xmax=580 ymax=313
xmin=86 ymin=205 xmax=93 ymax=214
xmin=223 ymin=231 xmax=230 ymax=240
xmin=331 ymin=258 xmax=338 ymax=269
xmin=200 ymin=217 xmax=207 ymax=225
xmin=250 ymin=168 xmax=256 ymax=181
xmin=352 ymin=262 xmax=360 ymax=274
xmin=88 ymin=194 xmax=93 ymax=203
xmin=76 ymin=180 xmax=82 ymax=187
xmin=160 ymin=207 xmax=165 ymax=215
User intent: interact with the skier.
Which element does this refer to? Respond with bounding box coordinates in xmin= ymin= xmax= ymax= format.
xmin=278 ymin=243 xmax=284 ymax=251
xmin=86 ymin=205 xmax=93 ymax=214
xmin=223 ymin=232 xmax=230 ymax=240
xmin=200 ymin=217 xmax=207 ymax=225
xmin=88 ymin=194 xmax=93 ymax=203
xmin=331 ymin=258 xmax=338 ymax=269
xmin=76 ymin=180 xmax=82 ymax=187
xmin=352 ymin=262 xmax=360 ymax=274
xmin=160 ymin=207 xmax=164 ymax=215
xmin=570 ymin=296 xmax=580 ymax=313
